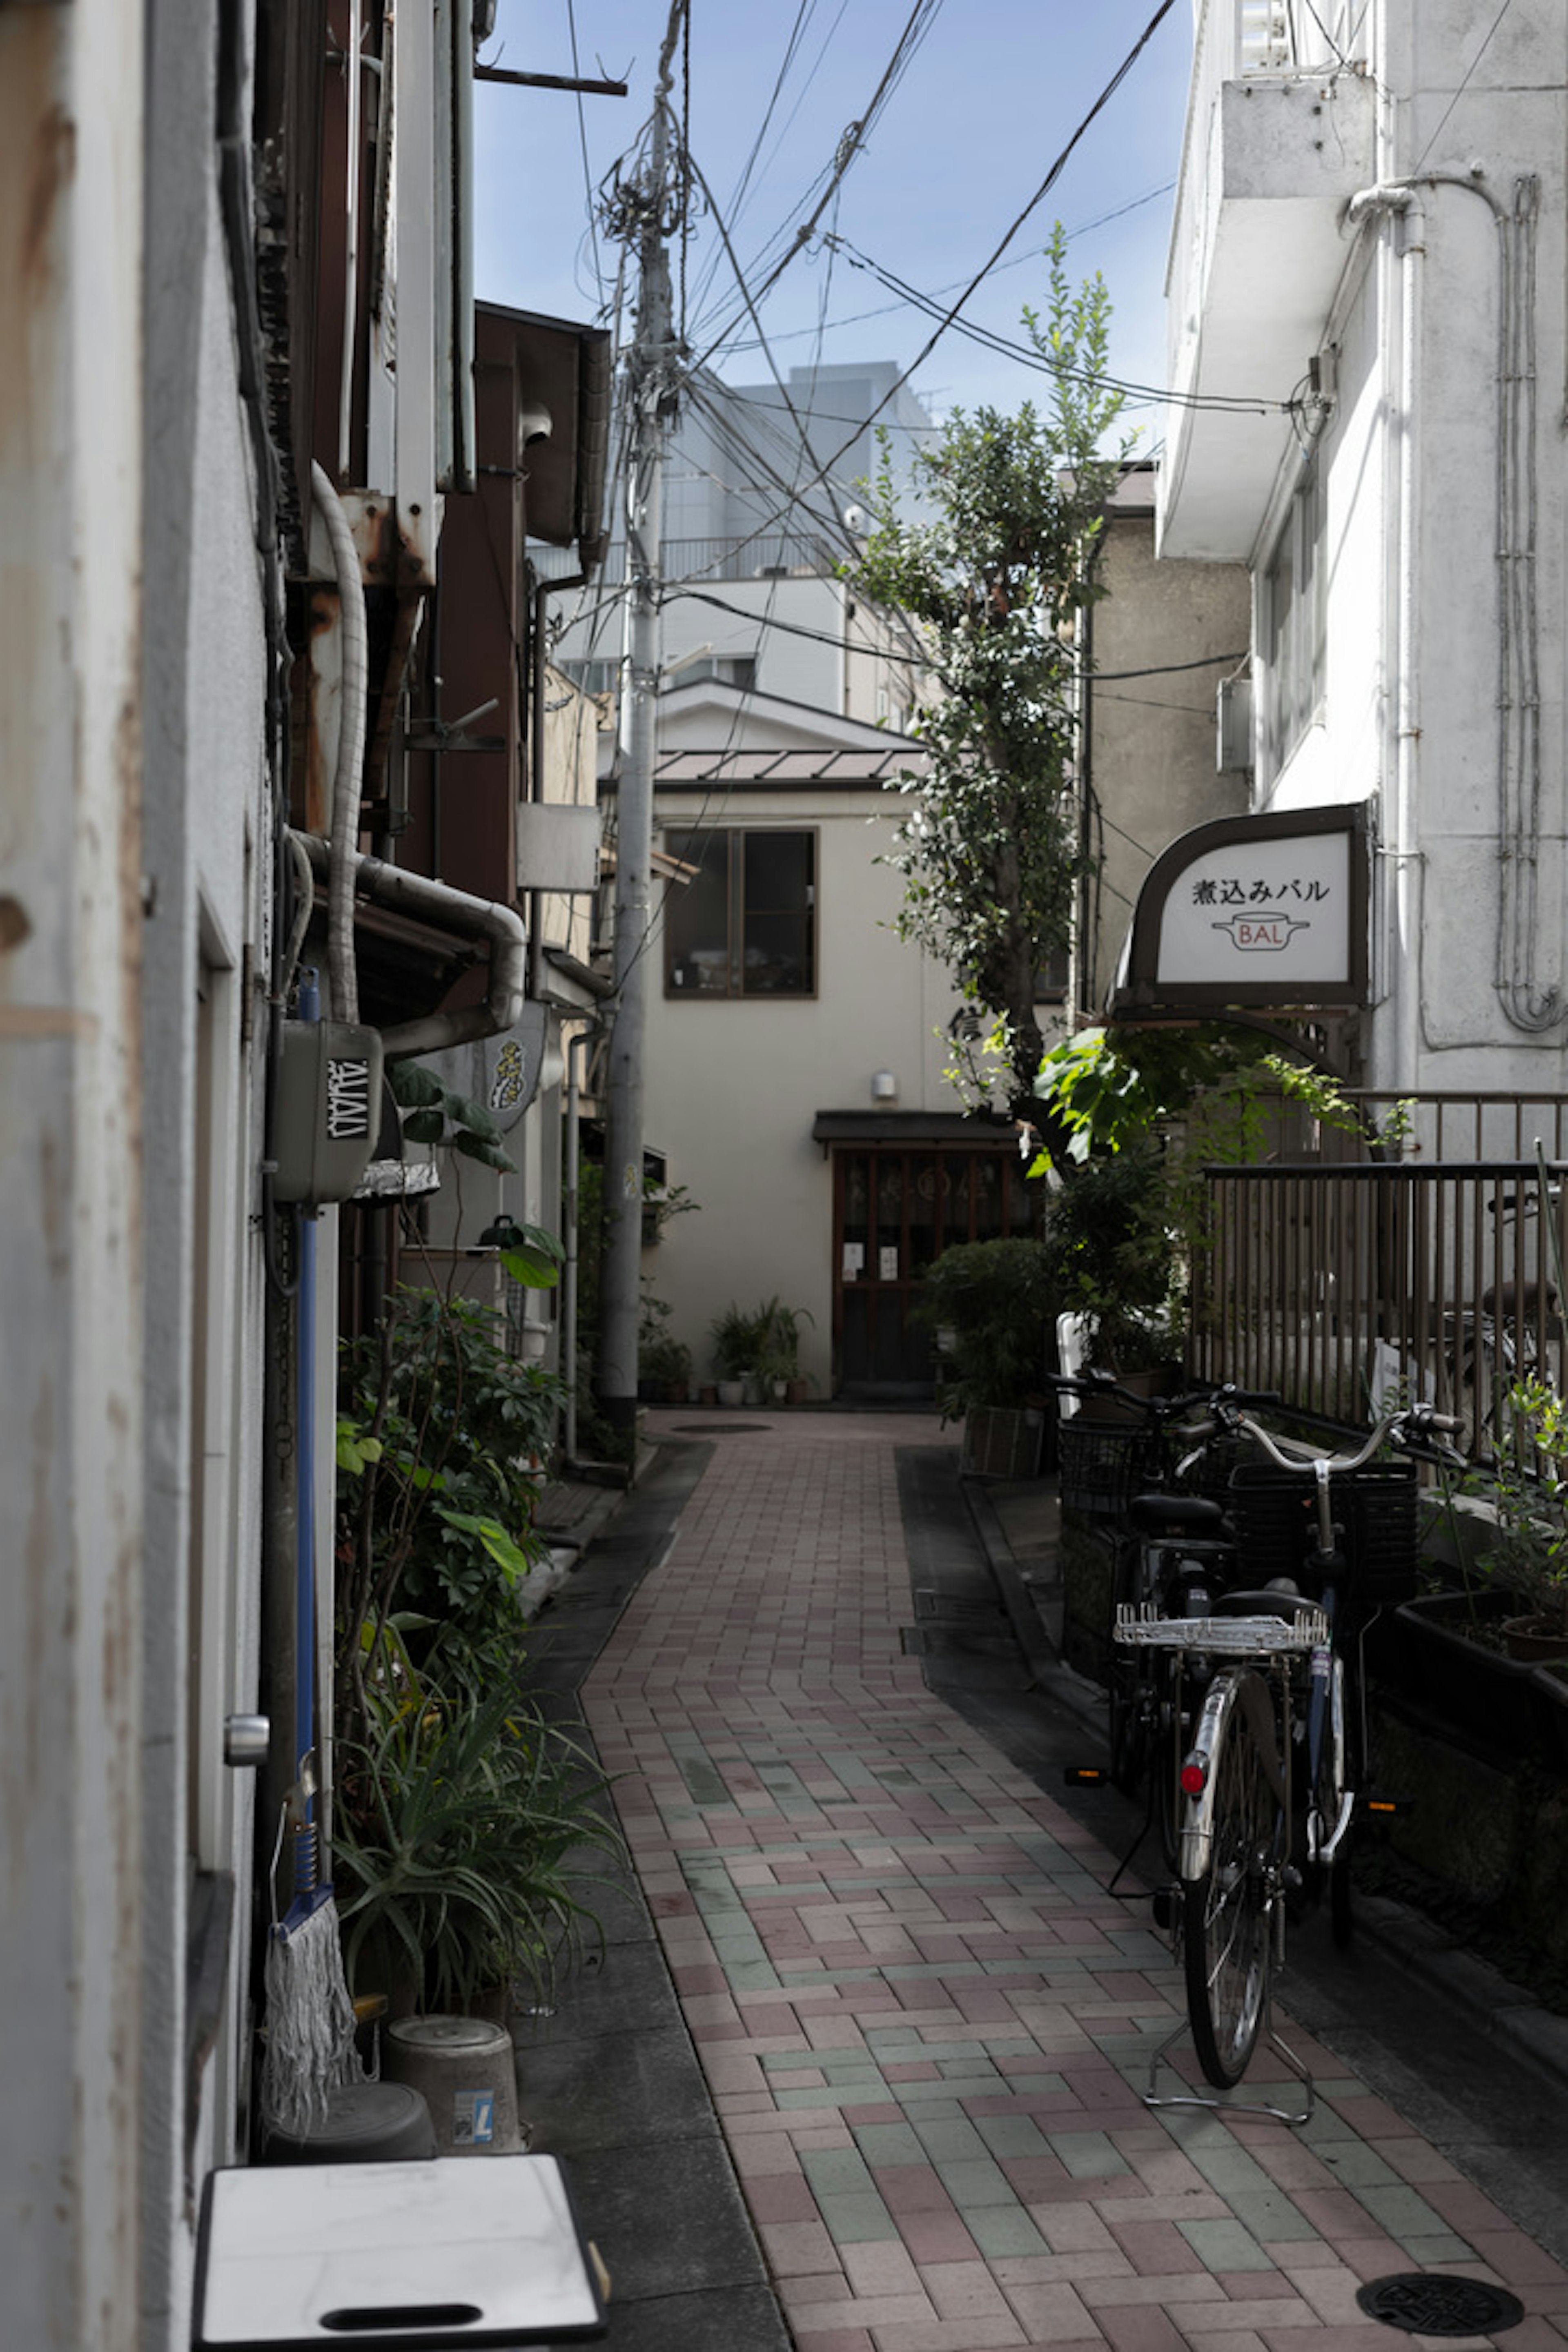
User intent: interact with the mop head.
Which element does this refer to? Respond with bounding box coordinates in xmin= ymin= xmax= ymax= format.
xmin=260 ymin=1886 xmax=365 ymax=2143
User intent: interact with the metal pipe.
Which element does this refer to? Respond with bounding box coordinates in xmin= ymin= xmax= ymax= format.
xmin=309 ymin=462 xmax=368 ymax=1024
xmin=562 ymin=1023 xmax=599 ymax=1462
xmin=290 ymin=829 xmax=526 ymax=1056
xmin=338 ymin=0 xmax=363 ymax=481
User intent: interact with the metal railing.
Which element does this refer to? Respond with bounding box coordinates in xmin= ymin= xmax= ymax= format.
xmin=1236 ymin=0 xmax=1367 ymax=73
xmin=1191 ymin=1107 xmax=1568 ymax=1451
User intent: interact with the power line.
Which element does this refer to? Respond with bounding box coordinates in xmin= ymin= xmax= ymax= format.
xmin=1415 ymin=0 xmax=1517 ymax=171
xmin=678 ymin=0 xmax=1184 ymax=575
xmin=564 ymin=0 xmax=605 ymax=301
xmin=714 ymin=180 xmax=1178 ymax=358
xmin=824 ymin=233 xmax=1284 ymax=416
xmin=688 ymin=0 xmax=948 ymax=368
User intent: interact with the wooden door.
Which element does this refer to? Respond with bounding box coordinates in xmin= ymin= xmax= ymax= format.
xmin=831 ymin=1145 xmax=1036 ymax=1396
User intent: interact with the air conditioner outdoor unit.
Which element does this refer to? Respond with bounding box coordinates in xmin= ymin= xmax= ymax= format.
xmin=1217 ymin=676 xmax=1254 ymax=773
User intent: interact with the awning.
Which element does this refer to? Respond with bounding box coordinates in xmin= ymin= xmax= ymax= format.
xmin=1109 ymin=802 xmax=1369 ymax=1020
xmin=811 ymin=1111 xmax=1018 ymax=1152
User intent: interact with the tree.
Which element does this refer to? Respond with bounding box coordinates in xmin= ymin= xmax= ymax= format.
xmin=852 ymin=227 xmax=1131 ymax=1111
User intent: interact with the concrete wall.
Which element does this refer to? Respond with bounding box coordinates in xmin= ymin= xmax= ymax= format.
xmin=1085 ymin=492 xmax=1252 ymax=1010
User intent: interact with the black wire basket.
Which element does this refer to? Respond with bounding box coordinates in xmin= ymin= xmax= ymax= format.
xmin=1226 ymin=1458 xmax=1421 ymax=1606
xmin=1056 ymin=1418 xmax=1166 ymax=1517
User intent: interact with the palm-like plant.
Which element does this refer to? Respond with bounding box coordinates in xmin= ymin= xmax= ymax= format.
xmin=332 ymin=1659 xmax=624 ymax=2015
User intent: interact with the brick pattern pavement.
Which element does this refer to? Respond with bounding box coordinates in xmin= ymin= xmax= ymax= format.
xmin=585 ymin=1416 xmax=1568 ymax=2352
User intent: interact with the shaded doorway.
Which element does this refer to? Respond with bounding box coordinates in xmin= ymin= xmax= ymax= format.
xmin=832 ymin=1143 xmax=1038 ymax=1398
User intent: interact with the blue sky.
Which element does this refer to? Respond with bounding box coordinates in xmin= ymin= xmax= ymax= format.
xmin=475 ymin=1 xmax=1194 ymax=447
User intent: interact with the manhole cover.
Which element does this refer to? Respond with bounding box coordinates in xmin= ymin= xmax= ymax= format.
xmin=1356 ymin=2276 xmax=1526 ymax=2336
xmin=671 ymin=1423 xmax=771 ymax=1436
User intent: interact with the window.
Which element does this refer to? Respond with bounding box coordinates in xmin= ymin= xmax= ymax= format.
xmin=1261 ymin=458 xmax=1324 ymax=776
xmin=668 ymin=655 xmax=756 ymax=692
xmin=665 ymin=829 xmax=815 ymax=996
xmin=559 ymin=657 xmax=619 ymax=697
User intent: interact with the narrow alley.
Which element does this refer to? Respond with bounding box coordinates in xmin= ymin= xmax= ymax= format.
xmin=531 ymin=1412 xmax=1568 ymax=2352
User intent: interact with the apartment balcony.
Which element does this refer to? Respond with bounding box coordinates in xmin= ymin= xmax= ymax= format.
xmin=1158 ymin=3 xmax=1375 ymax=559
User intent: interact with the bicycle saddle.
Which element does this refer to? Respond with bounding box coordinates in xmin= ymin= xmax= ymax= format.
xmin=1127 ymin=1491 xmax=1229 ymax=1536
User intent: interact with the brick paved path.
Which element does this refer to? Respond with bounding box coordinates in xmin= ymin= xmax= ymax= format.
xmin=584 ymin=1415 xmax=1568 ymax=2352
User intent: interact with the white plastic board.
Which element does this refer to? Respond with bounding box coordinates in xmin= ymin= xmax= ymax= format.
xmin=194 ymin=2155 xmax=606 ymax=2348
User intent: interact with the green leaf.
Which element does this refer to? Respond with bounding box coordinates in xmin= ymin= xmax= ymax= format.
xmin=402 ymin=1106 xmax=446 ymax=1143
xmin=453 ymin=1129 xmax=517 ymax=1173
xmin=388 ymin=1061 xmax=445 ymax=1108
xmin=443 ymin=1092 xmax=502 ymax=1142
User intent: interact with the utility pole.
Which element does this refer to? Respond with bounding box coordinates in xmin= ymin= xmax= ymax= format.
xmin=597 ymin=0 xmax=687 ymax=1445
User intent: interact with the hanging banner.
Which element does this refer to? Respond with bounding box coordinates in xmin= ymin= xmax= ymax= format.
xmin=1112 ymin=802 xmax=1369 ymax=1015
xmin=479 ymin=1003 xmax=551 ymax=1129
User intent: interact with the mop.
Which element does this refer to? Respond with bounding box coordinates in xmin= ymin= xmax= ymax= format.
xmin=261 ymin=976 xmax=364 ymax=2143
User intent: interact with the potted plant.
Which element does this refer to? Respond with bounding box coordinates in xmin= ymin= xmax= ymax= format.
xmin=639 ymin=1296 xmax=692 ymax=1403
xmin=710 ymin=1302 xmax=761 ymax=1406
xmin=332 ymin=1647 xmax=625 ymax=2018
xmin=1466 ymin=1379 xmax=1568 ymax=1658
xmin=754 ymin=1297 xmax=814 ymax=1403
xmin=916 ymin=1238 xmax=1056 ymax=1475
xmin=1388 ymin=1409 xmax=1568 ymax=1764
xmin=1042 ymin=1140 xmax=1180 ymax=1385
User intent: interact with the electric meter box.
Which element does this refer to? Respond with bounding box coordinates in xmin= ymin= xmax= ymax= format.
xmin=272 ymin=1020 xmax=384 ymax=1206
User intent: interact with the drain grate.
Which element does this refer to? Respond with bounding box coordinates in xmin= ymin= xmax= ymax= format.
xmin=900 ymin=1624 xmax=1018 ymax=1658
xmin=915 ymin=1590 xmax=1006 ymax=1622
xmin=1356 ymin=2276 xmax=1526 ymax=2336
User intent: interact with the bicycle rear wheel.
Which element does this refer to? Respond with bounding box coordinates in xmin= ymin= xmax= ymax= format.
xmin=1182 ymin=1670 xmax=1285 ymax=2088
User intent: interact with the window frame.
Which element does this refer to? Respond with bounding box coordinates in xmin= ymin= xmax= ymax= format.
xmin=662 ymin=824 xmax=819 ymax=1000
xmin=1260 ymin=455 xmax=1325 ymax=779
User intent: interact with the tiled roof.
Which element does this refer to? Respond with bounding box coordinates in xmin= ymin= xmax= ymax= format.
xmin=651 ymin=745 xmax=926 ymax=787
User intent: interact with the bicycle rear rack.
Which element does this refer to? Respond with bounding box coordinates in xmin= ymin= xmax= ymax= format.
xmin=1113 ymin=1603 xmax=1330 ymax=1655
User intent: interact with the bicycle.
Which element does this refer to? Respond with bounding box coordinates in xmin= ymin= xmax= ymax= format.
xmin=1051 ymin=1372 xmax=1279 ymax=1869
xmin=1114 ymin=1397 xmax=1461 ymax=2094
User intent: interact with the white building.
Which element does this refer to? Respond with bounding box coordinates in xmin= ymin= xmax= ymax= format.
xmin=552 ymin=361 xmax=933 ymax=730
xmin=1157 ymin=0 xmax=1568 ymax=1097
xmin=636 ymin=683 xmax=1033 ymax=1401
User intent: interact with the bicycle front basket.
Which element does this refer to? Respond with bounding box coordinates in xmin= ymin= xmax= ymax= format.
xmin=1057 ymin=1419 xmax=1165 ymax=1517
xmin=1227 ymin=1458 xmax=1420 ymax=1605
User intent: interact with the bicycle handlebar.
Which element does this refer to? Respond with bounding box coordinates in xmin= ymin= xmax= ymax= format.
xmin=1047 ymin=1370 xmax=1283 ymax=1421
xmin=1218 ymin=1399 xmax=1464 ymax=1481
xmin=1049 ymin=1371 xmax=1466 ymax=1478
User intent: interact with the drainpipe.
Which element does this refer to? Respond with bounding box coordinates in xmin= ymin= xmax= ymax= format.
xmin=1342 ymin=184 xmax=1424 ymax=1089
xmin=290 ymin=829 xmax=526 ymax=1057
xmin=562 ymin=1022 xmax=599 ymax=1463
xmin=309 ymin=461 xmax=368 ymax=1024
xmin=1345 ymin=170 xmax=1551 ymax=1036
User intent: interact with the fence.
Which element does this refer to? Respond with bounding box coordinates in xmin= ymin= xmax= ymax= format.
xmin=1192 ymin=1152 xmax=1568 ymax=1452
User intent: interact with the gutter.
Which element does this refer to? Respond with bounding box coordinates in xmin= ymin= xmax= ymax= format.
xmin=290 ymin=829 xmax=526 ymax=1059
